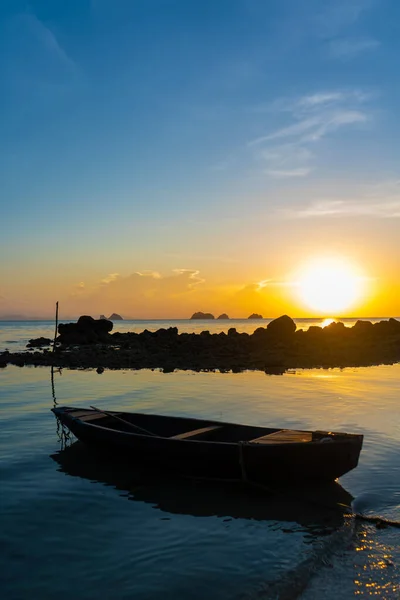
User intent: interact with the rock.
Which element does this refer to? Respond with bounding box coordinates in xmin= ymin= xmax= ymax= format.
xmin=58 ymin=316 xmax=114 ymax=345
xmin=352 ymin=320 xmax=374 ymax=334
xmin=217 ymin=313 xmax=230 ymax=319
xmin=96 ymin=366 xmax=104 ymax=374
xmin=248 ymin=313 xmax=263 ymax=319
xmin=76 ymin=316 xmax=113 ymax=334
xmin=27 ymin=337 xmax=52 ymax=348
xmin=190 ymin=312 xmax=215 ymax=319
xmin=252 ymin=327 xmax=268 ymax=341
xmin=154 ymin=327 xmax=178 ymax=339
xmin=109 ymin=313 xmax=123 ymax=320
xmin=267 ymin=315 xmax=296 ymax=336
xmin=373 ymin=318 xmax=400 ymax=335
xmin=323 ymin=321 xmax=347 ymax=335
xmin=388 ymin=317 xmax=400 ymax=331
xmin=305 ymin=325 xmax=324 ymax=337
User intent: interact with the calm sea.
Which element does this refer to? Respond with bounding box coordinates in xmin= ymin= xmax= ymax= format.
xmin=0 ymin=320 xmax=399 ymax=599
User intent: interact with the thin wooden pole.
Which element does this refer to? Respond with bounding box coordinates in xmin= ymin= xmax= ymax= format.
xmin=51 ymin=366 xmax=56 ymax=405
xmin=53 ymin=301 xmax=59 ymax=353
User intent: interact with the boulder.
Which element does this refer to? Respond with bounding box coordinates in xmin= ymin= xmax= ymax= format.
xmin=58 ymin=316 xmax=113 ymax=344
xmin=373 ymin=318 xmax=400 ymax=335
xmin=352 ymin=320 xmax=374 ymax=335
xmin=267 ymin=315 xmax=296 ymax=336
xmin=251 ymin=327 xmax=269 ymax=343
xmin=77 ymin=315 xmax=113 ymax=334
xmin=323 ymin=321 xmax=347 ymax=335
xmin=305 ymin=325 xmax=324 ymax=337
xmin=27 ymin=337 xmax=52 ymax=348
xmin=154 ymin=327 xmax=178 ymax=340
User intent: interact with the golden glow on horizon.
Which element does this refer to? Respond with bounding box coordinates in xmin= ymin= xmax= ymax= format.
xmin=320 ymin=318 xmax=335 ymax=327
xmin=297 ymin=258 xmax=365 ymax=315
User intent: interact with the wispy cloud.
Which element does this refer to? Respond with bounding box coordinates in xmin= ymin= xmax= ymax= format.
xmin=283 ymin=199 xmax=400 ymax=219
xmin=173 ymin=269 xmax=206 ymax=287
xmin=135 ymin=271 xmax=162 ymax=279
xmin=266 ymin=167 xmax=312 ymax=178
xmin=249 ymin=89 xmax=372 ymax=178
xmin=251 ymin=111 xmax=367 ymax=146
xmin=256 ymin=279 xmax=296 ymax=290
xmin=28 ymin=14 xmax=76 ymax=73
xmin=3 ymin=12 xmax=78 ymax=100
xmin=312 ymin=1 xmax=380 ymax=60
xmin=101 ymin=273 xmax=120 ymax=284
xmin=296 ymin=90 xmax=372 ymax=109
xmin=329 ymin=37 xmax=380 ymax=59
xmin=297 ymin=92 xmax=346 ymax=108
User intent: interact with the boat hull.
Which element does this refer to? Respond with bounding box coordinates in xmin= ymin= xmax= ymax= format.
xmin=52 ymin=407 xmax=363 ymax=484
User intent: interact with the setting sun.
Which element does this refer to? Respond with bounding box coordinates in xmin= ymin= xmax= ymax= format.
xmin=297 ymin=258 xmax=365 ymax=315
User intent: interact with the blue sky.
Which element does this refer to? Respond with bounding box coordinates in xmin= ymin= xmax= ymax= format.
xmin=0 ymin=0 xmax=399 ymax=317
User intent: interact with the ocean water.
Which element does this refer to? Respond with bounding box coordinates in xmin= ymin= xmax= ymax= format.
xmin=0 ymin=322 xmax=399 ymax=599
xmin=0 ymin=317 xmax=394 ymax=353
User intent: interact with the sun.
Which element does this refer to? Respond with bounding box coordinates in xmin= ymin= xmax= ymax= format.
xmin=297 ymin=258 xmax=364 ymax=315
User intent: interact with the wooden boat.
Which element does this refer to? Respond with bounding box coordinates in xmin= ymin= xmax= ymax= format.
xmin=52 ymin=406 xmax=363 ymax=484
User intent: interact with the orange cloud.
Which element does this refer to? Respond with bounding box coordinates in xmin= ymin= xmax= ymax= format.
xmin=65 ymin=269 xmax=206 ymax=318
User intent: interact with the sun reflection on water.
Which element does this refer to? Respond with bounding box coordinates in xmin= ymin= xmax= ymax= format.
xmin=321 ymin=318 xmax=335 ymax=328
xmin=353 ymin=527 xmax=399 ymax=597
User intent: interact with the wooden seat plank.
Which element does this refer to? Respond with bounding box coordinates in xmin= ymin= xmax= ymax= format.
xmin=251 ymin=429 xmax=312 ymax=444
xmin=171 ymin=425 xmax=222 ymax=440
xmin=79 ymin=413 xmax=110 ymax=422
xmin=68 ymin=410 xmax=97 ymax=418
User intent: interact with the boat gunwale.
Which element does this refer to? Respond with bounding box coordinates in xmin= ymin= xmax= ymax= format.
xmin=53 ymin=407 xmax=364 ymax=448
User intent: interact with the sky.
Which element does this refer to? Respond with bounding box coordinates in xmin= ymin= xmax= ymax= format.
xmin=0 ymin=0 xmax=399 ymax=319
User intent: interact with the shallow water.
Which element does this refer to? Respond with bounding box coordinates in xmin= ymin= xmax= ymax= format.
xmin=0 ymin=363 xmax=399 ymax=599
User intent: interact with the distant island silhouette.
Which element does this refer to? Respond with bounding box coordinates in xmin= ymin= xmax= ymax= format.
xmin=191 ymin=312 xmax=262 ymax=320
xmin=100 ymin=313 xmax=123 ymax=320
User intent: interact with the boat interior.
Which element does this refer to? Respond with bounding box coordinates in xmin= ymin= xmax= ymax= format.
xmin=61 ymin=407 xmax=344 ymax=445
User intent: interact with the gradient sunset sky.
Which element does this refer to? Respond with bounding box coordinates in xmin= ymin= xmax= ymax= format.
xmin=1 ymin=0 xmax=399 ymax=319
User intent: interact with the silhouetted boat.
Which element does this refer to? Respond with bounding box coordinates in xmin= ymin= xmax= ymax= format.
xmin=51 ymin=441 xmax=354 ymax=529
xmin=52 ymin=406 xmax=363 ymax=483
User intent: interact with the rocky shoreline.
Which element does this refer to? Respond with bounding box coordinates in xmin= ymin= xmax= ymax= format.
xmin=1 ymin=314 xmax=400 ymax=373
